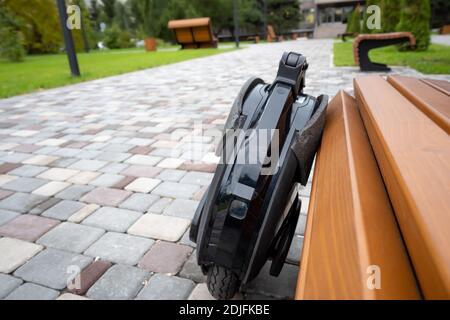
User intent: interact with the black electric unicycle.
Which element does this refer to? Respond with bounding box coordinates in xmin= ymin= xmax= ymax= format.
xmin=190 ymin=52 xmax=328 ymax=299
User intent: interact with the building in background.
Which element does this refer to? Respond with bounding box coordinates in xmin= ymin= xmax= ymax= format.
xmin=300 ymin=0 xmax=365 ymax=38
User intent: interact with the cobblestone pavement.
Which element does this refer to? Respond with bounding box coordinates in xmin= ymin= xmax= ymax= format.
xmin=1 ymin=39 xmax=449 ymax=300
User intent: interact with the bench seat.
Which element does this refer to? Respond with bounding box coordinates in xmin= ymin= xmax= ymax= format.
xmin=295 ymin=90 xmax=419 ymax=299
xmin=354 ymin=76 xmax=450 ymax=299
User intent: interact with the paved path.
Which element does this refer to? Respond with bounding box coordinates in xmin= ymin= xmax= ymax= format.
xmin=0 ymin=39 xmax=449 ymax=300
xmin=432 ymin=35 xmax=450 ymax=46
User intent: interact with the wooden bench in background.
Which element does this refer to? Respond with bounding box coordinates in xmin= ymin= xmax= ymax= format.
xmin=296 ymin=76 xmax=450 ymax=299
xmin=267 ymin=25 xmax=283 ymax=42
xmin=168 ymin=17 xmax=218 ymax=49
xmin=353 ymin=32 xmax=416 ymax=71
xmin=440 ymin=25 xmax=450 ymax=35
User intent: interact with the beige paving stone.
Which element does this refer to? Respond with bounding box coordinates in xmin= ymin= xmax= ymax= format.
xmin=0 ymin=237 xmax=43 ymax=273
xmin=67 ymin=171 xmax=101 ymax=184
xmin=0 ymin=175 xmax=17 ymax=187
xmin=37 ymin=168 xmax=79 ymax=181
xmin=124 ymin=177 xmax=160 ymax=193
xmin=36 ymin=139 xmax=67 ymax=146
xmin=68 ymin=204 xmax=100 ymax=223
xmin=32 ymin=181 xmax=71 ymax=196
xmin=156 ymin=158 xmax=184 ymax=169
xmin=128 ymin=213 xmax=190 ymax=242
xmin=57 ymin=293 xmax=89 ymax=300
xmin=23 ymin=155 xmax=58 ymax=166
xmin=188 ymin=283 xmax=215 ymax=300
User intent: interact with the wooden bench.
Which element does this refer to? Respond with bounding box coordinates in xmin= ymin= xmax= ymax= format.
xmin=440 ymin=25 xmax=450 ymax=35
xmin=296 ymin=76 xmax=450 ymax=299
xmin=353 ymin=32 xmax=416 ymax=71
xmin=168 ymin=17 xmax=217 ymax=49
xmin=337 ymin=32 xmax=356 ymax=42
xmin=267 ymin=25 xmax=283 ymax=42
xmin=217 ymin=34 xmax=260 ymax=43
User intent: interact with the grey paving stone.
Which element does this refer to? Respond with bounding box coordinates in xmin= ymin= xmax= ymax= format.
xmin=95 ymin=151 xmax=131 ymax=162
xmin=84 ymin=232 xmax=154 ymax=265
xmin=0 ymin=192 xmax=47 ymax=213
xmin=179 ymin=228 xmax=196 ymax=247
xmin=119 ymin=193 xmax=159 ymax=212
xmin=41 ymin=200 xmax=85 ymax=221
xmin=163 ymin=199 xmax=199 ymax=220
xmin=286 ymin=235 xmax=304 ymax=265
xmin=180 ymin=171 xmax=213 ymax=186
xmin=147 ymin=197 xmax=172 ymax=214
xmin=5 ymin=282 xmax=59 ymax=300
xmin=37 ymin=222 xmax=105 ymax=253
xmin=136 ymin=274 xmax=195 ymax=300
xmin=55 ymin=184 xmax=95 ymax=201
xmin=0 ymin=274 xmax=23 ymax=299
xmin=152 ymin=182 xmax=200 ymax=199
xmin=0 ymin=209 xmax=20 ymax=226
xmin=2 ymin=177 xmax=48 ymax=193
xmin=48 ymin=157 xmax=78 ymax=168
xmin=69 ymin=159 xmax=107 ymax=171
xmin=98 ymin=162 xmax=128 ymax=174
xmin=179 ymin=251 xmax=206 ymax=283
xmin=89 ymin=173 xmax=125 ymax=187
xmin=241 ymin=262 xmax=298 ymax=299
xmin=156 ymin=169 xmax=187 ymax=182
xmin=29 ymin=197 xmax=61 ymax=215
xmin=9 ymin=165 xmax=47 ymax=177
xmin=87 ymin=264 xmax=149 ymax=300
xmin=295 ymin=212 xmax=307 ymax=235
xmin=82 ymin=207 xmax=142 ymax=232
xmin=14 ymin=248 xmax=92 ymax=290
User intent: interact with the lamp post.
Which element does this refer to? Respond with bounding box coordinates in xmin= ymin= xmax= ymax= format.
xmin=263 ymin=0 xmax=268 ymax=40
xmin=56 ymin=0 xmax=80 ymax=77
xmin=233 ymin=0 xmax=240 ymax=48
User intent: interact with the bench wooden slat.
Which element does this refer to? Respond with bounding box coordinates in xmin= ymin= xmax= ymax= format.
xmin=387 ymin=75 xmax=450 ymax=134
xmin=354 ymin=76 xmax=450 ymax=299
xmin=421 ymin=79 xmax=450 ymax=96
xmin=295 ymin=91 xmax=419 ymax=299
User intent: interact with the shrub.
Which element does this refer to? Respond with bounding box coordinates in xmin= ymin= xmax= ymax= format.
xmin=381 ymin=0 xmax=401 ymax=32
xmin=103 ymin=25 xmax=134 ymax=49
xmin=0 ymin=27 xmax=26 ymax=62
xmin=396 ymin=0 xmax=431 ymax=51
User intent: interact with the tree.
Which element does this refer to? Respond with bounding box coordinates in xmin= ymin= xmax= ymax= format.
xmin=101 ymin=0 xmax=116 ymax=25
xmin=129 ymin=0 xmax=168 ymax=38
xmin=114 ymin=1 xmax=131 ymax=30
xmin=430 ymin=0 xmax=450 ymax=29
xmin=397 ymin=0 xmax=431 ymax=51
xmin=347 ymin=5 xmax=361 ymax=34
xmin=381 ymin=0 xmax=400 ymax=32
xmin=267 ymin=0 xmax=301 ymax=34
xmin=2 ymin=0 xmax=62 ymax=54
xmin=0 ymin=4 xmax=25 ymax=62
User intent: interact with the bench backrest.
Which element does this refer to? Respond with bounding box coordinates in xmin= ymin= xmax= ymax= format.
xmin=168 ymin=17 xmax=216 ymax=48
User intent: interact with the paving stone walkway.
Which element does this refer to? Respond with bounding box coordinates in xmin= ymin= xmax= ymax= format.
xmin=0 ymin=39 xmax=449 ymax=300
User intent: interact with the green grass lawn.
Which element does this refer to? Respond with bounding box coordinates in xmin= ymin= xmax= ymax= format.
xmin=334 ymin=41 xmax=450 ymax=74
xmin=0 ymin=47 xmax=234 ymax=99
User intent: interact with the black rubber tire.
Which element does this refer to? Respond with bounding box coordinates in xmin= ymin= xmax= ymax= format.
xmin=206 ymin=264 xmax=239 ymax=300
